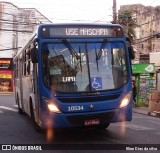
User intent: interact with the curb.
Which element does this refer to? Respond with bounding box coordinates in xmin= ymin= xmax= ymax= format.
xmin=133 ymin=110 xmax=148 ymax=115
xmin=133 ymin=107 xmax=148 ymax=115
xmin=133 ymin=108 xmax=160 ymax=118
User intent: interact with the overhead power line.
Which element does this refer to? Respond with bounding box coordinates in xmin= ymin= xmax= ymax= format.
xmin=138 ymin=17 xmax=160 ymax=26
xmin=133 ymin=33 xmax=160 ymax=44
xmin=0 ymin=47 xmax=22 ymax=51
xmin=0 ymin=28 xmax=33 ymax=33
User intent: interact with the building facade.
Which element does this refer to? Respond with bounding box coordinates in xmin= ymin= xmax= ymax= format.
xmin=119 ymin=4 xmax=160 ymax=63
xmin=0 ymin=58 xmax=13 ymax=92
xmin=0 ymin=2 xmax=52 ymax=58
xmin=0 ymin=2 xmax=52 ymax=92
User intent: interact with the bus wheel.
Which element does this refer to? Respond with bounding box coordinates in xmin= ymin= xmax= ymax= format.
xmin=30 ymin=102 xmax=44 ymax=133
xmin=17 ymin=95 xmax=23 ymax=114
xmin=96 ymin=123 xmax=110 ymax=130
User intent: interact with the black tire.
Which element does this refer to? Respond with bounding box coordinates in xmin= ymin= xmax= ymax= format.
xmin=30 ymin=102 xmax=44 ymax=133
xmin=17 ymin=95 xmax=23 ymax=114
xmin=96 ymin=123 xmax=110 ymax=130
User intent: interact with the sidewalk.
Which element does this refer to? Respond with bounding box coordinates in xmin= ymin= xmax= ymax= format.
xmin=133 ymin=106 xmax=160 ymax=118
xmin=133 ymin=107 xmax=148 ymax=115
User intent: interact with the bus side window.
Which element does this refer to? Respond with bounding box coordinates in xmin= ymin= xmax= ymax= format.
xmin=14 ymin=59 xmax=18 ymax=79
xmin=27 ymin=47 xmax=31 ymax=75
xmin=129 ymin=46 xmax=135 ymax=60
xmin=23 ymin=50 xmax=27 ymax=76
xmin=30 ymin=40 xmax=38 ymax=63
xmin=22 ymin=52 xmax=25 ymax=76
xmin=27 ymin=61 xmax=30 ymax=75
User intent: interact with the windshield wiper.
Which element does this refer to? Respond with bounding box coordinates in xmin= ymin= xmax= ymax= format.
xmin=79 ymin=46 xmax=82 ymax=72
xmin=61 ymin=39 xmax=80 ymax=60
xmin=96 ymin=38 xmax=108 ymax=60
xmin=95 ymin=47 xmax=99 ymax=71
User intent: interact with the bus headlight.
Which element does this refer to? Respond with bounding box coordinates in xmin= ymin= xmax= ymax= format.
xmin=119 ymin=91 xmax=132 ymax=108
xmin=42 ymin=97 xmax=61 ymax=113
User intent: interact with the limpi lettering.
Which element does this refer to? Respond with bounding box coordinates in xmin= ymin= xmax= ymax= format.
xmin=63 ymin=77 xmax=75 ymax=82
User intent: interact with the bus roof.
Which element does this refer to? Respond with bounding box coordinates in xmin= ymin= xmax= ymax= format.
xmin=37 ymin=23 xmax=123 ymax=27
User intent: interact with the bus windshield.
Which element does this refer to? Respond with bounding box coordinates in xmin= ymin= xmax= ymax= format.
xmin=42 ymin=38 xmax=128 ymax=93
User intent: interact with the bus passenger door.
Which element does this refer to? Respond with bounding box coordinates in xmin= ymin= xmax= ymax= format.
xmin=30 ymin=42 xmax=40 ymax=124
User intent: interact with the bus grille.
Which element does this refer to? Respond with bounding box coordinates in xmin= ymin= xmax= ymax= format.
xmin=67 ymin=112 xmax=115 ymax=125
xmin=57 ymin=94 xmax=120 ymax=103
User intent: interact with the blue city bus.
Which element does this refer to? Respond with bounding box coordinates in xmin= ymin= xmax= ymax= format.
xmin=13 ymin=23 xmax=135 ymax=132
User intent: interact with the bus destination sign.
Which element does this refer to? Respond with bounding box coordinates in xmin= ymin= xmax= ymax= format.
xmin=42 ymin=26 xmax=123 ymax=37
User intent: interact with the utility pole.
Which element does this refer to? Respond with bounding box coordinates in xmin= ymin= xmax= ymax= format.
xmin=113 ymin=0 xmax=117 ymax=23
xmin=12 ymin=15 xmax=18 ymax=55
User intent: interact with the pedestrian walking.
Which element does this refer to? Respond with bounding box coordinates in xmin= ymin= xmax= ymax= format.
xmin=132 ymin=81 xmax=137 ymax=106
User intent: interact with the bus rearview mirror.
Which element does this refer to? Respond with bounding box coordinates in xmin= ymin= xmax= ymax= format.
xmin=126 ymin=37 xmax=135 ymax=60
xmin=129 ymin=46 xmax=135 ymax=60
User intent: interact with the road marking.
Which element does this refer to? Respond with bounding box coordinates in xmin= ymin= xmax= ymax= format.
xmin=106 ymin=138 xmax=129 ymax=144
xmin=13 ymin=105 xmax=18 ymax=108
xmin=148 ymin=120 xmax=160 ymax=126
xmin=156 ymin=132 xmax=160 ymax=135
xmin=132 ymin=116 xmax=148 ymax=119
xmin=126 ymin=124 xmax=154 ymax=130
xmin=0 ymin=106 xmax=18 ymax=112
xmin=111 ymin=123 xmax=154 ymax=131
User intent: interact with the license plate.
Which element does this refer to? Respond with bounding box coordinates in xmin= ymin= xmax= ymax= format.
xmin=84 ymin=119 xmax=100 ymax=126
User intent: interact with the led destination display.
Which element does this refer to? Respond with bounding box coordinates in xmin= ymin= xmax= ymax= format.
xmin=41 ymin=26 xmax=123 ymax=37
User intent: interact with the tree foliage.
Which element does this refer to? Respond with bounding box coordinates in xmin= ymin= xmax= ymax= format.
xmin=118 ymin=10 xmax=138 ymax=42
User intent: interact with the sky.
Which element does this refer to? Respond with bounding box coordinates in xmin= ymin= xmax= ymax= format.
xmin=1 ymin=0 xmax=160 ymax=23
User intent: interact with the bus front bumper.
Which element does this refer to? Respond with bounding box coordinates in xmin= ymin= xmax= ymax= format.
xmin=40 ymin=107 xmax=132 ymax=129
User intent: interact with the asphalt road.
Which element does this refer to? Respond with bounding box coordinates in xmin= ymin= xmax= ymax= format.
xmin=0 ymin=94 xmax=160 ymax=153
